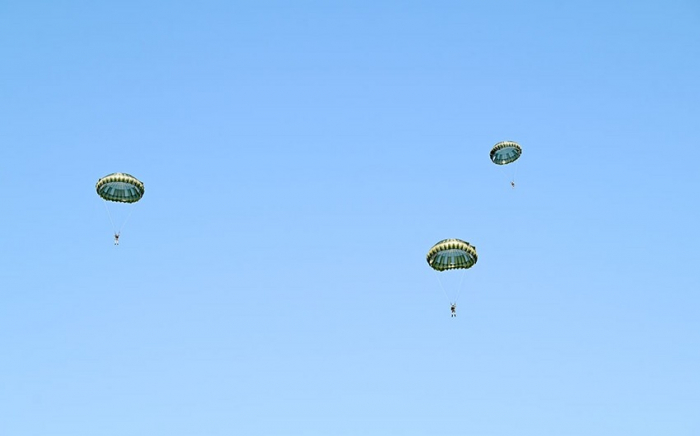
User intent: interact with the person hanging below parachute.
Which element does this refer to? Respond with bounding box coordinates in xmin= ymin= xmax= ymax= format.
xmin=96 ymin=172 xmax=145 ymax=246
xmin=490 ymin=140 xmax=522 ymax=188
xmin=426 ymin=239 xmax=478 ymax=317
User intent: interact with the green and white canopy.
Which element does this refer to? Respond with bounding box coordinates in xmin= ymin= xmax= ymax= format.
xmin=96 ymin=173 xmax=145 ymax=203
xmin=426 ymin=239 xmax=478 ymax=272
xmin=490 ymin=141 xmax=522 ymax=165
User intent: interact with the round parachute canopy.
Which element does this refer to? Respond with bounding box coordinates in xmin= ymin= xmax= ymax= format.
xmin=490 ymin=141 xmax=522 ymax=165
xmin=96 ymin=173 xmax=145 ymax=203
xmin=426 ymin=239 xmax=478 ymax=272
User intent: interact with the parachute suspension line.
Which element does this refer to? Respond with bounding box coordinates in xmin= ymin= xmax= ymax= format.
xmin=432 ymin=267 xmax=468 ymax=304
xmin=102 ymin=201 xmax=136 ymax=236
xmin=433 ymin=269 xmax=451 ymax=304
xmin=511 ymin=160 xmax=520 ymax=188
xmin=118 ymin=204 xmax=135 ymax=233
xmin=497 ymin=162 xmax=511 ymax=187
xmin=103 ymin=200 xmax=117 ymax=234
xmin=453 ymin=267 xmax=467 ymax=304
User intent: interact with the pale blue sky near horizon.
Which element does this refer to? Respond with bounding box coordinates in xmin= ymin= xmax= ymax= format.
xmin=1 ymin=1 xmax=699 ymax=435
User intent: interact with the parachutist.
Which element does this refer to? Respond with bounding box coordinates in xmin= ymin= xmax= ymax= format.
xmin=427 ymin=239 xmax=477 ymax=315
xmin=490 ymin=141 xmax=521 ymax=189
xmin=97 ymin=172 xmax=145 ymax=246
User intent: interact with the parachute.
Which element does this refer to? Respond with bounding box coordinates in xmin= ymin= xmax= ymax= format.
xmin=427 ymin=239 xmax=478 ymax=315
xmin=490 ymin=141 xmax=522 ymax=187
xmin=489 ymin=140 xmax=521 ymax=165
xmin=96 ymin=173 xmax=144 ymax=244
xmin=96 ymin=173 xmax=145 ymax=203
xmin=427 ymin=239 xmax=478 ymax=272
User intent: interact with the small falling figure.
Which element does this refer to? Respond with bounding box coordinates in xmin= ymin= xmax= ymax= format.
xmin=450 ymin=303 xmax=457 ymax=318
xmin=511 ymin=181 xmax=515 ymax=188
xmin=114 ymin=232 xmax=120 ymax=246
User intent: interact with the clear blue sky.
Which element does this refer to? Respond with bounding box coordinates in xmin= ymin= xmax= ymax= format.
xmin=1 ymin=1 xmax=699 ymax=435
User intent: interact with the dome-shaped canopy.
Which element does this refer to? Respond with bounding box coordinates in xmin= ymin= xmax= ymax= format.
xmin=490 ymin=141 xmax=522 ymax=165
xmin=426 ymin=239 xmax=478 ymax=272
xmin=96 ymin=173 xmax=145 ymax=203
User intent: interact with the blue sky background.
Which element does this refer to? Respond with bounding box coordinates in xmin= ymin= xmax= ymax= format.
xmin=1 ymin=1 xmax=699 ymax=435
